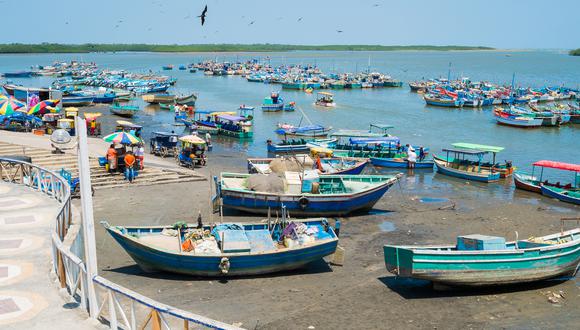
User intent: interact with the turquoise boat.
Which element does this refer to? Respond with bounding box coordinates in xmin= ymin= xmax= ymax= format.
xmin=384 ymin=228 xmax=580 ymax=286
xmin=110 ymin=101 xmax=140 ymax=118
xmin=102 ymin=217 xmax=338 ymax=277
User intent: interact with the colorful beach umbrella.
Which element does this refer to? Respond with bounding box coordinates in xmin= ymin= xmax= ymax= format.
xmin=102 ymin=131 xmax=140 ymax=145
xmin=0 ymin=96 xmax=25 ymax=108
xmin=0 ymin=99 xmax=23 ymax=115
xmin=44 ymin=99 xmax=60 ymax=107
xmin=27 ymin=100 xmax=50 ymax=115
xmin=84 ymin=112 xmax=102 ymax=120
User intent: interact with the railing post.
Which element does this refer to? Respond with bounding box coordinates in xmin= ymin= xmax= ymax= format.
xmin=76 ymin=117 xmax=99 ymax=318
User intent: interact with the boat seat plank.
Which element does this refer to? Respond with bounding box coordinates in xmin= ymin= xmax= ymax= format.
xmin=245 ymin=230 xmax=277 ymax=253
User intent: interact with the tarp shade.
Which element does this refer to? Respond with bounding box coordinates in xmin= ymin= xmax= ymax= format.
xmin=533 ymin=160 xmax=580 ymax=172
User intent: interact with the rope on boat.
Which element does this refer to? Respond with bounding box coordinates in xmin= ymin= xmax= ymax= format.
xmin=296 ymin=105 xmax=313 ymax=125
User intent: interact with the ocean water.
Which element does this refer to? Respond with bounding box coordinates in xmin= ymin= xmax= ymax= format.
xmin=1 ymin=50 xmax=578 ymax=202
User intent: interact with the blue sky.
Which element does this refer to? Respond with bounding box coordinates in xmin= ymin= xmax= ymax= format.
xmin=2 ymin=0 xmax=579 ymax=48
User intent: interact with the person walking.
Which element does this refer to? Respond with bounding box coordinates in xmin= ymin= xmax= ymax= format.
xmin=124 ymin=151 xmax=136 ymax=183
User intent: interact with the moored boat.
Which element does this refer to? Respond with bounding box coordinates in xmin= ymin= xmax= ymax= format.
xmin=216 ymin=172 xmax=402 ymax=216
xmin=62 ymin=95 xmax=94 ymax=106
xmin=371 ymin=157 xmax=434 ymax=169
xmin=110 ymin=101 xmax=140 ymax=118
xmin=384 ymin=228 xmax=580 ymax=286
xmin=142 ymin=93 xmax=176 ymax=104
xmin=248 ymin=155 xmax=368 ymax=176
xmin=514 ymin=160 xmax=580 ymax=195
xmin=314 ymin=92 xmax=336 ymax=107
xmin=175 ymin=93 xmax=197 ymax=106
xmin=102 ymin=217 xmax=339 ymax=276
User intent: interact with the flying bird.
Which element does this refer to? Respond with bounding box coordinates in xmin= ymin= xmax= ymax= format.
xmin=336 ymin=30 xmax=343 ymax=33
xmin=297 ymin=17 xmax=303 ymax=22
xmin=373 ymin=3 xmax=380 ymax=7
xmin=248 ymin=21 xmax=255 ymax=26
xmin=198 ymin=5 xmax=208 ymax=26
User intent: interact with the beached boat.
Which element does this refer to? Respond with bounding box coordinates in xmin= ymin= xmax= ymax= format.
xmin=514 ymin=161 xmax=580 ymax=195
xmin=102 ymin=217 xmax=338 ymax=276
xmin=216 ymin=172 xmax=402 ymax=216
xmin=541 ymin=186 xmax=580 ymax=205
xmin=142 ymin=93 xmax=176 ymax=104
xmin=384 ymin=228 xmax=580 ymax=286
xmin=248 ymin=155 xmax=368 ymax=176
xmin=440 ymin=142 xmax=514 ymax=178
xmin=314 ymin=92 xmax=336 ymax=107
xmin=110 ymin=101 xmax=140 ymax=118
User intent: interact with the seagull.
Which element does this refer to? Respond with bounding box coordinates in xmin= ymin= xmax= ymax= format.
xmin=373 ymin=3 xmax=380 ymax=7
xmin=336 ymin=30 xmax=343 ymax=33
xmin=297 ymin=17 xmax=303 ymax=22
xmin=198 ymin=5 xmax=208 ymax=26
xmin=248 ymin=21 xmax=255 ymax=26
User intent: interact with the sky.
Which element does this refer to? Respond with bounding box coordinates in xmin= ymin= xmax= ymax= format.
xmin=2 ymin=0 xmax=579 ymax=49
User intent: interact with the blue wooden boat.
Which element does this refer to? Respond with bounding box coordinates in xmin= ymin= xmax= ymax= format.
xmin=267 ymin=138 xmax=336 ymax=154
xmin=541 ymin=186 xmax=580 ymax=205
xmin=102 ymin=217 xmax=338 ymax=276
xmin=110 ymin=101 xmax=140 ymax=118
xmin=384 ymin=228 xmax=580 ymax=286
xmin=247 ymin=155 xmax=368 ymax=175
xmin=371 ymin=157 xmax=434 ymax=169
xmin=216 ymin=172 xmax=402 ymax=216
xmin=433 ymin=143 xmax=512 ymax=182
xmin=62 ymin=95 xmax=94 ymax=106
xmin=2 ymin=71 xmax=33 ymax=78
xmin=424 ymin=94 xmax=464 ymax=107
xmin=93 ymin=92 xmax=116 ymax=104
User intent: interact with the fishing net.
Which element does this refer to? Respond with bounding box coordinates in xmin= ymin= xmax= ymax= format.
xmin=269 ymin=156 xmax=314 ymax=174
xmin=247 ymin=173 xmax=285 ymax=193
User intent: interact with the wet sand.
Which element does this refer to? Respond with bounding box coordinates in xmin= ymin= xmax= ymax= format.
xmin=88 ymin=148 xmax=579 ymax=330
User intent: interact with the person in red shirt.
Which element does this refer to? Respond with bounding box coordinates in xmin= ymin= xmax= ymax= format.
xmin=106 ymin=144 xmax=117 ymax=173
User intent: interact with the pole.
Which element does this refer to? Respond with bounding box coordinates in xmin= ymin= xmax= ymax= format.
xmin=75 ymin=117 xmax=99 ymax=318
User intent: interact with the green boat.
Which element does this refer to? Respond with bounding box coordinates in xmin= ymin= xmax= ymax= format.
xmin=110 ymin=101 xmax=140 ymax=118
xmin=384 ymin=228 xmax=580 ymax=286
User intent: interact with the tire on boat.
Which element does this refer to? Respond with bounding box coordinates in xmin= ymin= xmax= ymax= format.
xmin=298 ymin=196 xmax=309 ymax=210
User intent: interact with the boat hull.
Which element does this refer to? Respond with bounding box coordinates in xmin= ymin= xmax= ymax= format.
xmin=371 ymin=157 xmax=434 ymax=169
xmin=106 ymin=223 xmax=338 ymax=277
xmin=220 ymin=175 xmax=400 ymax=216
xmin=384 ymin=229 xmax=580 ymax=286
xmin=434 ymin=158 xmax=500 ymax=183
xmin=513 ymin=172 xmax=541 ymax=193
xmin=541 ymin=185 xmax=580 ymax=205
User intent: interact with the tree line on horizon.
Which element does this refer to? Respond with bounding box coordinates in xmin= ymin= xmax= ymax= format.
xmin=0 ymin=43 xmax=494 ymax=53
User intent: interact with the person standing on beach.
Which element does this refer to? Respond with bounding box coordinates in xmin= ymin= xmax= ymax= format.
xmin=124 ymin=151 xmax=136 ymax=183
xmin=90 ymin=119 xmax=97 ymax=136
xmin=407 ymin=146 xmax=417 ymax=169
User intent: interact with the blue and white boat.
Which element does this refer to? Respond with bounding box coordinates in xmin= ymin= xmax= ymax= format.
xmin=248 ymin=155 xmax=368 ymax=175
xmin=267 ymin=138 xmax=336 ymax=154
xmin=216 ymin=172 xmax=402 ymax=216
xmin=102 ymin=217 xmax=339 ymax=277
xmin=371 ymin=157 xmax=434 ymax=169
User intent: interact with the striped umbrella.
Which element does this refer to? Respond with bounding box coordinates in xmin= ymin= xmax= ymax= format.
xmin=0 ymin=96 xmax=25 ymax=108
xmin=27 ymin=100 xmax=50 ymax=115
xmin=102 ymin=131 xmax=140 ymax=145
xmin=0 ymin=99 xmax=23 ymax=115
xmin=44 ymin=99 xmax=60 ymax=107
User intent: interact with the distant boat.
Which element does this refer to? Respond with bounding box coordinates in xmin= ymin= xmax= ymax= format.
xmin=514 ymin=160 xmax=579 ymax=195
xmin=102 ymin=217 xmax=339 ymax=277
xmin=110 ymin=101 xmax=140 ymax=118
xmin=384 ymin=228 xmax=580 ymax=286
xmin=267 ymin=138 xmax=336 ymax=154
xmin=494 ymin=107 xmax=543 ymax=127
xmin=314 ymin=92 xmax=336 ymax=107
xmin=175 ymin=93 xmax=197 ymax=106
xmin=2 ymin=71 xmax=33 ymax=78
xmin=142 ymin=93 xmax=175 ymax=104
xmin=424 ymin=94 xmax=464 ymax=107
xmin=216 ymin=172 xmax=402 ymax=216
xmin=62 ymin=95 xmax=94 ymax=106
xmin=275 ymin=124 xmax=332 ymax=138
xmin=371 ymin=157 xmax=434 ymax=169
xmin=162 ymin=65 xmax=173 ymax=70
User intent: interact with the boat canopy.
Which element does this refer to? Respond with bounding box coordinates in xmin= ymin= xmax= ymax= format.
xmin=152 ymin=131 xmax=178 ymax=137
xmin=349 ymin=136 xmax=400 ymax=145
xmin=218 ymin=114 xmax=246 ymax=122
xmin=116 ymin=120 xmax=142 ymax=129
xmin=452 ymin=142 xmax=504 ymax=153
xmin=210 ymin=111 xmax=236 ymax=116
xmin=442 ymin=148 xmax=489 ymax=155
xmin=533 ymin=160 xmax=580 ymax=172
xmin=179 ymin=135 xmax=206 ymax=145
xmin=370 ymin=123 xmax=394 ymax=130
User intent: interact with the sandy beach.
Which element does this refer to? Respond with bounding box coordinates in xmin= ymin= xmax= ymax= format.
xmin=85 ymin=147 xmax=579 ymax=330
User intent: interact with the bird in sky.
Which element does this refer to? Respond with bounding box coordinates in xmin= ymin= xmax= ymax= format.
xmin=337 ymin=30 xmax=343 ymax=33
xmin=198 ymin=5 xmax=208 ymax=26
xmin=373 ymin=3 xmax=380 ymax=7
xmin=248 ymin=21 xmax=255 ymax=26
xmin=297 ymin=17 xmax=303 ymax=22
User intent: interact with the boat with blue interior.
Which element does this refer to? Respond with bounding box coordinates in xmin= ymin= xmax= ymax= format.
xmin=101 ymin=213 xmax=339 ymax=276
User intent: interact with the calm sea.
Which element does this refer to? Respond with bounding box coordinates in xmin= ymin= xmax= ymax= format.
xmin=1 ymin=50 xmax=578 ymax=202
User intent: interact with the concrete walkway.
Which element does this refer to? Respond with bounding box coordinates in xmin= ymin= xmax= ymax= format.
xmin=0 ymin=182 xmax=95 ymax=329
